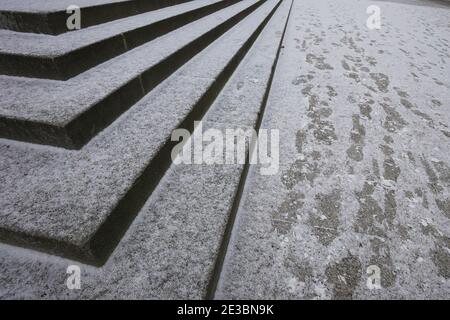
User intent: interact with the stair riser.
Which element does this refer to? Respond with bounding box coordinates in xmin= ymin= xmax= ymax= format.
xmin=0 ymin=0 xmax=194 ymax=35
xmin=0 ymin=0 xmax=266 ymax=150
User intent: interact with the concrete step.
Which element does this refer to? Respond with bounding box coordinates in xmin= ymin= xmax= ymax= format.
xmin=0 ymin=0 xmax=264 ymax=149
xmin=0 ymin=0 xmax=284 ymax=267
xmin=215 ymin=0 xmax=450 ymax=300
xmin=0 ymin=0 xmax=241 ymax=80
xmin=0 ymin=0 xmax=194 ymax=35
xmin=0 ymin=0 xmax=290 ymax=297
xmin=1 ymin=0 xmax=450 ymax=300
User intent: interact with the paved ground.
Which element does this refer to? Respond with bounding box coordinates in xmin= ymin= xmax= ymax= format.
xmin=0 ymin=0 xmax=449 ymax=299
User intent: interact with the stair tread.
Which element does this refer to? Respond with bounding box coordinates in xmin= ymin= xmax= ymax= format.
xmin=0 ymin=0 xmax=223 ymax=57
xmin=0 ymin=0 xmax=195 ymax=35
xmin=0 ymin=0 xmax=137 ymax=12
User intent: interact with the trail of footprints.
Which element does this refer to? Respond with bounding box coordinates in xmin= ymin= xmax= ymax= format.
xmin=271 ymin=0 xmax=449 ymax=298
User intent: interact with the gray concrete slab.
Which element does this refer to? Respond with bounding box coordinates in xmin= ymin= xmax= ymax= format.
xmin=0 ymin=0 xmax=239 ymax=80
xmin=0 ymin=0 xmax=449 ymax=300
xmin=0 ymin=0 xmax=281 ymax=266
xmin=0 ymin=0 xmax=194 ymax=35
xmin=0 ymin=0 xmax=263 ymax=148
xmin=0 ymin=0 xmax=290 ymax=298
xmin=0 ymin=0 xmax=143 ymax=12
xmin=216 ymin=0 xmax=450 ymax=299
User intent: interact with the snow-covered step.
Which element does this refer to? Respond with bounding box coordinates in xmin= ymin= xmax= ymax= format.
xmin=0 ymin=0 xmax=282 ymax=267
xmin=0 ymin=2 xmax=290 ymax=298
xmin=215 ymin=0 xmax=450 ymax=300
xmin=0 ymin=0 xmax=194 ymax=35
xmin=0 ymin=0 xmax=240 ymax=80
xmin=0 ymin=0 xmax=263 ymax=149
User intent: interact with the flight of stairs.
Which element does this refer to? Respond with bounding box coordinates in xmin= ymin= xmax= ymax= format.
xmin=0 ymin=0 xmax=292 ymax=298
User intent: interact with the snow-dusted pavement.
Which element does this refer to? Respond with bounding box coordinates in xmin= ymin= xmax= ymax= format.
xmin=216 ymin=0 xmax=450 ymax=299
xmin=0 ymin=0 xmax=449 ymax=299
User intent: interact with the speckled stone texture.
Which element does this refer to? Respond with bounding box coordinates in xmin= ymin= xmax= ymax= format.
xmin=0 ymin=0 xmax=280 ymax=264
xmin=0 ymin=0 xmax=240 ymax=80
xmin=0 ymin=0 xmax=292 ymax=298
xmin=0 ymin=0 xmax=262 ymax=148
xmin=0 ymin=0 xmax=449 ymax=300
xmin=0 ymin=0 xmax=194 ymax=34
xmin=216 ymin=0 xmax=450 ymax=299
